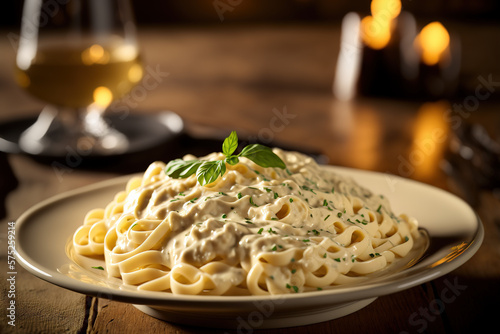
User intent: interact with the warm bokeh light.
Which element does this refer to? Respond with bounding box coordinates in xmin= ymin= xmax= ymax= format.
xmin=128 ymin=63 xmax=143 ymax=83
xmin=415 ymin=22 xmax=450 ymax=66
xmin=82 ymin=44 xmax=110 ymax=65
xmin=361 ymin=16 xmax=391 ymax=50
xmin=93 ymin=86 xmax=113 ymax=107
xmin=361 ymin=0 xmax=402 ymax=50
xmin=370 ymin=0 xmax=401 ymax=19
xmin=411 ymin=101 xmax=450 ymax=181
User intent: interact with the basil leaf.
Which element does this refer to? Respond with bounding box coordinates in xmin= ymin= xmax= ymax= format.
xmin=164 ymin=131 xmax=286 ymax=186
xmin=196 ymin=160 xmax=226 ymax=186
xmin=165 ymin=159 xmax=203 ymax=178
xmin=239 ymin=144 xmax=286 ymax=169
xmin=226 ymin=156 xmax=239 ymax=165
xmin=222 ymin=131 xmax=238 ymax=156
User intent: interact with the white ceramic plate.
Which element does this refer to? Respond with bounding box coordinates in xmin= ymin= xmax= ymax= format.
xmin=15 ymin=166 xmax=483 ymax=329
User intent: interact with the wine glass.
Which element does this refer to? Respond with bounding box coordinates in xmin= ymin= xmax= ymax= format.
xmin=15 ymin=0 xmax=143 ymax=156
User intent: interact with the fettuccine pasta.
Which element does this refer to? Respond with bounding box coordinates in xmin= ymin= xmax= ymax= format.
xmin=72 ymin=149 xmax=421 ymax=295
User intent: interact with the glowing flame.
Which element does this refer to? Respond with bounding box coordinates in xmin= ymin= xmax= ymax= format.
xmin=370 ymin=0 xmax=401 ymax=18
xmin=415 ymin=22 xmax=450 ymax=66
xmin=93 ymin=86 xmax=113 ymax=108
xmin=361 ymin=0 xmax=402 ymax=50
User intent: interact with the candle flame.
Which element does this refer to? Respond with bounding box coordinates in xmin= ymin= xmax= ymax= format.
xmin=361 ymin=0 xmax=401 ymax=50
xmin=416 ymin=22 xmax=450 ymax=66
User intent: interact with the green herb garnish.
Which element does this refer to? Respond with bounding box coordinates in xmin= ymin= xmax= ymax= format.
xmin=249 ymin=197 xmax=259 ymax=207
xmin=92 ymin=266 xmax=104 ymax=270
xmin=165 ymin=131 xmax=286 ymax=185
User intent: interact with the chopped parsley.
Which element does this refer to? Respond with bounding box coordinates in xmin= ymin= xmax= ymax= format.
xmin=249 ymin=197 xmax=259 ymax=207
xmin=91 ymin=266 xmax=104 ymax=270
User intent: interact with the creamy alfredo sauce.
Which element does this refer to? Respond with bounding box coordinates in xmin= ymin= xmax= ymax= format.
xmin=73 ymin=149 xmax=420 ymax=295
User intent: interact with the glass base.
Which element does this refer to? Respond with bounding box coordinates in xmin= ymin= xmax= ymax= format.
xmin=0 ymin=107 xmax=184 ymax=162
xmin=18 ymin=106 xmax=129 ymax=156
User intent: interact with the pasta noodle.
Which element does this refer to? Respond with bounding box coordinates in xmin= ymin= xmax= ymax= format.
xmin=72 ymin=149 xmax=422 ymax=295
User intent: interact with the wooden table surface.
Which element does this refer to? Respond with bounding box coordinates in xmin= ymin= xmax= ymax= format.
xmin=1 ymin=23 xmax=500 ymax=334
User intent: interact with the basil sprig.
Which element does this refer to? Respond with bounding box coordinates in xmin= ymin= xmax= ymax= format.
xmin=165 ymin=131 xmax=286 ymax=185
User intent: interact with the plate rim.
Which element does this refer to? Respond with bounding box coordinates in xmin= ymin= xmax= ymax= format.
xmin=15 ymin=166 xmax=484 ymax=306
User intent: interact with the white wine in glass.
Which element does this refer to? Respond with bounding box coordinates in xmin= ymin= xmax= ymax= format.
xmin=15 ymin=0 xmax=143 ymax=156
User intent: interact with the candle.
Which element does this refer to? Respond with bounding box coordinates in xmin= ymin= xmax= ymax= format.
xmin=333 ymin=0 xmax=418 ymax=100
xmin=414 ymin=22 xmax=460 ymax=99
xmin=415 ymin=22 xmax=450 ymax=66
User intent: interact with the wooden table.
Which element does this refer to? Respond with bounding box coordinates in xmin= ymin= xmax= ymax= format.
xmin=1 ymin=24 xmax=500 ymax=333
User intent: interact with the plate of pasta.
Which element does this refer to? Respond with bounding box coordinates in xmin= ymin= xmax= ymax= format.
xmin=15 ymin=144 xmax=483 ymax=329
